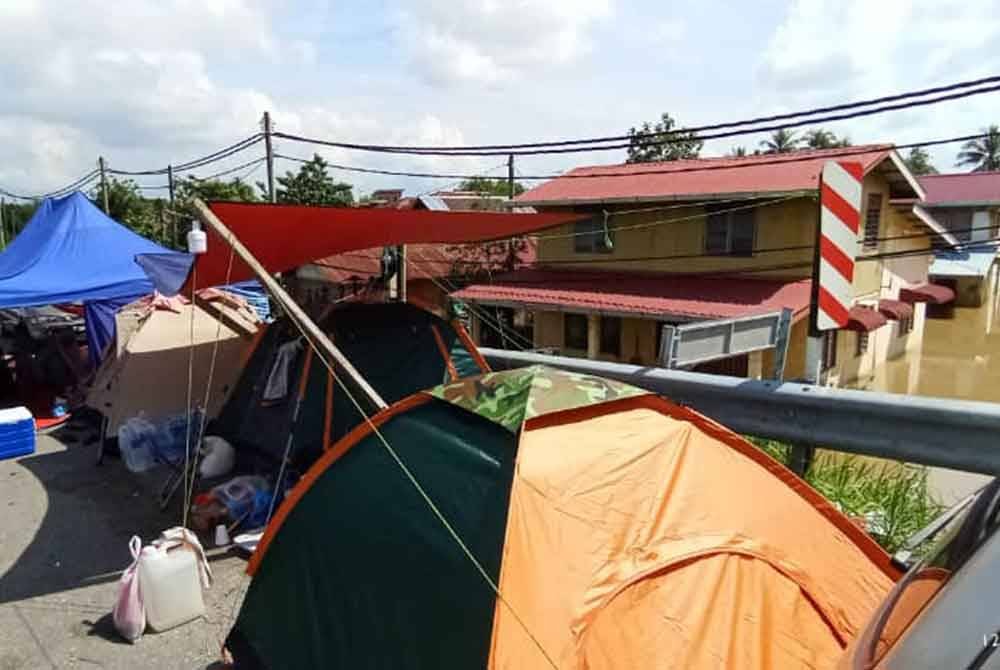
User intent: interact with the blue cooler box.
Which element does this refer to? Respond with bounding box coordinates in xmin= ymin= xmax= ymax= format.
xmin=0 ymin=407 xmax=35 ymax=461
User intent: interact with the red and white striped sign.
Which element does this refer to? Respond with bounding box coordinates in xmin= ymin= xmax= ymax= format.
xmin=816 ymin=161 xmax=863 ymax=330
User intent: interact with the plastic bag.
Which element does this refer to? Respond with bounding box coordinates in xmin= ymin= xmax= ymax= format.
xmin=118 ymin=415 xmax=158 ymax=473
xmin=212 ymin=476 xmax=272 ymax=528
xmin=112 ymin=536 xmax=146 ymax=643
xmin=198 ymin=436 xmax=235 ymax=479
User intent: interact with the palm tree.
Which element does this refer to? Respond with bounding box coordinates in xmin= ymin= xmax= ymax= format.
xmin=759 ymin=128 xmax=800 ymax=153
xmin=804 ymin=129 xmax=836 ymax=149
xmin=803 ymin=128 xmax=852 ymax=149
xmin=729 ymin=145 xmax=748 ymax=157
xmin=956 ymin=126 xmax=1000 ymax=172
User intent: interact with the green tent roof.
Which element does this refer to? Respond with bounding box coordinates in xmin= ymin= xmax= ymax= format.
xmin=428 ymin=364 xmax=650 ymax=432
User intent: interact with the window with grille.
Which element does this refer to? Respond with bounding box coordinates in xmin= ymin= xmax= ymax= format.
xmin=599 ymin=317 xmax=622 ymax=356
xmin=855 ymin=331 xmax=869 ymax=357
xmin=863 ymin=193 xmax=883 ymax=250
xmin=564 ymin=314 xmax=589 ymax=350
xmin=705 ymin=206 xmax=755 ymax=256
xmin=573 ymin=216 xmax=614 ymax=254
xmin=822 ymin=330 xmax=838 ymax=371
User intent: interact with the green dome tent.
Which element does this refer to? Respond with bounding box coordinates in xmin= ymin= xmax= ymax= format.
xmin=211 ymin=301 xmax=487 ymax=470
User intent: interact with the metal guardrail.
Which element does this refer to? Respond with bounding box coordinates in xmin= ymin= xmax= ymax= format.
xmin=481 ymin=347 xmax=1000 ymax=476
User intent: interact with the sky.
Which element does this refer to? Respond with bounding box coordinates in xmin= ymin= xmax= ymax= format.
xmin=1 ymin=0 xmax=999 ymax=200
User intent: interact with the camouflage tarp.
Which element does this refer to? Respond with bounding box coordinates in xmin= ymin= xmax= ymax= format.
xmin=428 ymin=364 xmax=650 ymax=432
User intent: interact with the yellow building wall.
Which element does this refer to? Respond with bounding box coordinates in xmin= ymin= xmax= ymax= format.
xmin=536 ymin=198 xmax=817 ymax=279
xmin=521 ymin=171 xmax=933 ymax=385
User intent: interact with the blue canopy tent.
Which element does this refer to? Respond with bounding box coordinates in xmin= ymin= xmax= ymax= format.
xmin=0 ymin=192 xmax=181 ymax=364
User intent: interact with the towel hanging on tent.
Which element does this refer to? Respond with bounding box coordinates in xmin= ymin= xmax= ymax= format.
xmin=262 ymin=339 xmax=303 ymax=402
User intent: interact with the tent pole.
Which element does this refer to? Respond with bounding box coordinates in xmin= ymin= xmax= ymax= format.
xmin=191 ymin=198 xmax=388 ymax=410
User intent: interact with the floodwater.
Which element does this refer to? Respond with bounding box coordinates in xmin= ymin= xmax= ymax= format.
xmin=862 ymin=272 xmax=1000 ymax=503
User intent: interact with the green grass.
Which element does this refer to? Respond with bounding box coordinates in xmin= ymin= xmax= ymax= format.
xmin=747 ymin=438 xmax=944 ymax=553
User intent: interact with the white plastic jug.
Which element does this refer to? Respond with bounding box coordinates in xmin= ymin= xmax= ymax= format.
xmin=138 ymin=542 xmax=205 ymax=632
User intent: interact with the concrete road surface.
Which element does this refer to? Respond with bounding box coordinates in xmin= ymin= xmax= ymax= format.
xmin=0 ymin=422 xmax=248 ymax=670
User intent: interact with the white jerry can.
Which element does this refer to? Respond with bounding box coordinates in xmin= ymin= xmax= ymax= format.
xmin=138 ymin=541 xmax=206 ymax=632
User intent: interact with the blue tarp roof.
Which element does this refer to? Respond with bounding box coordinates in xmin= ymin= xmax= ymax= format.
xmin=0 ymin=192 xmax=178 ymax=308
xmin=930 ymin=249 xmax=997 ymax=278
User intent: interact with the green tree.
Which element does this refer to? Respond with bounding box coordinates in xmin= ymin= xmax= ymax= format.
xmin=956 ymin=125 xmax=1000 ymax=172
xmin=172 ymin=176 xmax=259 ymax=248
xmin=903 ymin=147 xmax=938 ymax=176
xmin=759 ymin=128 xmax=801 ymax=153
xmin=803 ymin=128 xmax=851 ymax=149
xmin=626 ymin=113 xmax=703 ymax=163
xmin=90 ymin=177 xmax=166 ymax=244
xmin=0 ymin=200 xmax=40 ymax=247
xmin=268 ymin=154 xmax=354 ymax=206
xmin=457 ymin=177 xmax=525 ymax=197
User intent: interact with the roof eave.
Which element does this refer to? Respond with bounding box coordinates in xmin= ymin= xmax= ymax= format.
xmin=912 ymin=204 xmax=960 ymax=247
xmin=875 ymin=150 xmax=926 ymax=200
xmin=923 ymin=201 xmax=1000 ymax=209
xmin=515 ymin=189 xmax=815 ymax=208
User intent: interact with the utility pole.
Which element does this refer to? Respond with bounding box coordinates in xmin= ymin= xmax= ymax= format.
xmin=0 ymin=198 xmax=6 ymax=248
xmin=263 ymin=111 xmax=276 ymax=203
xmin=505 ymin=153 xmax=517 ymax=272
xmin=167 ymin=164 xmax=176 ymax=247
xmin=98 ymin=156 xmax=110 ymax=214
xmin=507 ymin=153 xmax=515 ymax=199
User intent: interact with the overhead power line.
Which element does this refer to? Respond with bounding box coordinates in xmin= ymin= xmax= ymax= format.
xmin=108 ymin=134 xmax=263 ymax=177
xmin=277 ymin=131 xmax=990 ymax=182
xmin=0 ymin=169 xmax=101 ymax=201
xmin=272 ymin=78 xmax=1000 ymax=156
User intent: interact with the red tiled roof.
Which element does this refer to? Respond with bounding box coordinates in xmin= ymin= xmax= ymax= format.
xmin=312 ymin=240 xmax=538 ymax=284
xmin=451 ymin=268 xmax=812 ymax=321
xmin=919 ymin=172 xmax=1000 ymax=205
xmin=516 ymin=146 xmax=895 ymax=205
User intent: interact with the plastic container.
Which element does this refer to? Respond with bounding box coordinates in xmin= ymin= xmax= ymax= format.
xmin=118 ymin=414 xmax=158 ymax=472
xmin=152 ymin=410 xmax=203 ymax=466
xmin=0 ymin=406 xmax=35 ymax=461
xmin=138 ymin=542 xmax=205 ymax=632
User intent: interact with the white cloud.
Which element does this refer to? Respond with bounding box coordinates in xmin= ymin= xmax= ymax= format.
xmin=755 ymin=0 xmax=1000 ymax=167
xmin=395 ymin=0 xmax=613 ymax=86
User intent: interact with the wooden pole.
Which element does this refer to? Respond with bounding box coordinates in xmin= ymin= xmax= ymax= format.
xmin=191 ymin=198 xmax=388 ymax=410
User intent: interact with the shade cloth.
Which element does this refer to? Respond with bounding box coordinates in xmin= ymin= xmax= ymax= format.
xmin=166 ymin=202 xmax=580 ymax=292
xmin=844 ymin=305 xmax=888 ymax=332
xmin=877 ymin=298 xmax=914 ymax=322
xmin=899 ymin=283 xmax=956 ymax=305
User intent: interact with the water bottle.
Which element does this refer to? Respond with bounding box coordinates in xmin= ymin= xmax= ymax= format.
xmin=118 ymin=415 xmax=158 ymax=473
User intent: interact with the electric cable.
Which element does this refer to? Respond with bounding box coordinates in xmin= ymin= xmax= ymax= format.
xmin=272 ymin=81 xmax=1000 ymax=156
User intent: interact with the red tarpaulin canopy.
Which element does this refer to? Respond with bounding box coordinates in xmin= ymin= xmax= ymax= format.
xmin=186 ymin=202 xmax=582 ymax=290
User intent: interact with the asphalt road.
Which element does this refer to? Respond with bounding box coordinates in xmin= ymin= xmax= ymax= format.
xmin=0 ymin=422 xmax=248 ymax=670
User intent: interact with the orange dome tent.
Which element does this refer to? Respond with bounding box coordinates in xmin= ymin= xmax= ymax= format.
xmin=227 ymin=365 xmax=899 ymax=669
